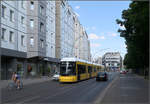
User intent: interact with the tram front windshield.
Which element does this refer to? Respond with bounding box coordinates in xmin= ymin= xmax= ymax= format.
xmin=60 ymin=62 xmax=76 ymax=76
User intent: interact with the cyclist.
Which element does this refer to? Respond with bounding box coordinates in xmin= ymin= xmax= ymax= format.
xmin=11 ymin=72 xmax=21 ymax=89
xmin=11 ymin=72 xmax=17 ymax=83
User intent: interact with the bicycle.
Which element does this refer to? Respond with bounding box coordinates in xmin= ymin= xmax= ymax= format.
xmin=7 ymin=81 xmax=23 ymax=90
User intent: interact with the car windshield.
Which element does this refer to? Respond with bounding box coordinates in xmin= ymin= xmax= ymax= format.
xmin=54 ymin=72 xmax=59 ymax=75
xmin=60 ymin=62 xmax=76 ymax=76
xmin=98 ymin=72 xmax=106 ymax=76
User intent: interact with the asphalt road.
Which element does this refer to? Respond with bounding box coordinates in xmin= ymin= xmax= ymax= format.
xmin=2 ymin=72 xmax=118 ymax=104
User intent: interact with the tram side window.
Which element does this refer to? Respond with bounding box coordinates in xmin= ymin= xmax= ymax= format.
xmin=78 ymin=65 xmax=86 ymax=74
xmin=94 ymin=67 xmax=97 ymax=72
xmin=88 ymin=66 xmax=92 ymax=73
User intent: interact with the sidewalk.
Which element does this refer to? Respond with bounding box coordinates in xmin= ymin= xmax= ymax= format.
xmin=100 ymin=73 xmax=149 ymax=104
xmin=0 ymin=76 xmax=52 ymax=89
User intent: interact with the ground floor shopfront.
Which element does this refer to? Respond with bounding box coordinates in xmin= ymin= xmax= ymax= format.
xmin=0 ymin=48 xmax=60 ymax=80
xmin=26 ymin=57 xmax=60 ymax=78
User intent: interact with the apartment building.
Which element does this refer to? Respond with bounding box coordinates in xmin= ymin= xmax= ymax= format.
xmin=74 ymin=13 xmax=91 ymax=61
xmin=55 ymin=1 xmax=75 ymax=59
xmin=26 ymin=1 xmax=59 ymax=77
xmin=0 ymin=1 xmax=27 ymax=79
xmin=79 ymin=27 xmax=89 ymax=61
xmin=75 ymin=25 xmax=90 ymax=61
xmin=87 ymin=40 xmax=91 ymax=61
xmin=45 ymin=1 xmax=60 ymax=75
xmin=0 ymin=1 xmax=91 ymax=79
xmin=102 ymin=52 xmax=122 ymax=71
xmin=74 ymin=15 xmax=80 ymax=59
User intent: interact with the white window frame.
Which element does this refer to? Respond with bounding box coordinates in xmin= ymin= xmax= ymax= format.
xmin=30 ymin=37 xmax=34 ymax=46
xmin=40 ymin=39 xmax=44 ymax=48
xmin=1 ymin=28 xmax=6 ymax=40
xmin=10 ymin=10 xmax=14 ymax=22
xmin=2 ymin=5 xmax=6 ymax=18
xmin=40 ymin=5 xmax=44 ymax=15
xmin=21 ymin=0 xmax=24 ymax=9
xmin=40 ymin=22 xmax=44 ymax=32
xmin=21 ymin=35 xmax=24 ymax=46
xmin=30 ymin=19 xmax=34 ymax=28
xmin=9 ymin=31 xmax=14 ymax=43
xmin=21 ymin=16 xmax=24 ymax=24
xmin=30 ymin=1 xmax=34 ymax=10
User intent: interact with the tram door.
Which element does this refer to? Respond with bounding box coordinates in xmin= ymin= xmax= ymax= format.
xmin=88 ymin=66 xmax=92 ymax=78
xmin=77 ymin=65 xmax=80 ymax=81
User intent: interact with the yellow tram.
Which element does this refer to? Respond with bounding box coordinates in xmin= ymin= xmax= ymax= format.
xmin=59 ymin=57 xmax=104 ymax=82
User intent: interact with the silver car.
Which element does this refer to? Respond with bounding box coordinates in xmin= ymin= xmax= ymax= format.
xmin=52 ymin=73 xmax=60 ymax=81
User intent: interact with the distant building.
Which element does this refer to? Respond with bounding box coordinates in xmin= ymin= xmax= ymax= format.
xmin=102 ymin=52 xmax=122 ymax=71
xmin=94 ymin=57 xmax=102 ymax=64
xmin=74 ymin=15 xmax=91 ymax=61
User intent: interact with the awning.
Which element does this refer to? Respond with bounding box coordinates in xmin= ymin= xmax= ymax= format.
xmin=1 ymin=48 xmax=27 ymax=58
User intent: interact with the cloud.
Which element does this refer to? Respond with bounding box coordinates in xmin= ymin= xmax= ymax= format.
xmin=111 ymin=33 xmax=118 ymax=37
xmin=122 ymin=44 xmax=127 ymax=48
xmin=120 ymin=25 xmax=125 ymax=30
xmin=107 ymin=32 xmax=119 ymax=37
xmin=75 ymin=12 xmax=80 ymax=17
xmin=75 ymin=6 xmax=80 ymax=9
xmin=91 ymin=26 xmax=96 ymax=30
xmin=89 ymin=33 xmax=99 ymax=40
xmin=99 ymin=36 xmax=105 ymax=39
xmin=85 ymin=27 xmax=89 ymax=30
xmin=91 ymin=43 xmax=101 ymax=47
xmin=89 ymin=33 xmax=105 ymax=40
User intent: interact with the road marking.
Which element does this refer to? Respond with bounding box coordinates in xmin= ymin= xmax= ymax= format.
xmin=15 ymin=95 xmax=41 ymax=104
xmin=94 ymin=76 xmax=119 ymax=104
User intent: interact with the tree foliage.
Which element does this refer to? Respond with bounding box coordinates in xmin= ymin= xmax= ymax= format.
xmin=116 ymin=1 xmax=149 ymax=71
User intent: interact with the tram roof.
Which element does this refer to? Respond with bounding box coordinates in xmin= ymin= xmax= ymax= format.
xmin=61 ymin=57 xmax=104 ymax=66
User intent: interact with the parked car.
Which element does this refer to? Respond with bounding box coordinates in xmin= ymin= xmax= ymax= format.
xmin=120 ymin=70 xmax=126 ymax=74
xmin=52 ymin=72 xmax=60 ymax=81
xmin=96 ymin=72 xmax=108 ymax=81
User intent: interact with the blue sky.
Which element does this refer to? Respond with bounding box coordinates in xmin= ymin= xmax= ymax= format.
xmin=69 ymin=1 xmax=131 ymax=60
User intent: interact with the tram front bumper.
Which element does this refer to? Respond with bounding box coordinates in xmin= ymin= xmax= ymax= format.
xmin=59 ymin=76 xmax=77 ymax=82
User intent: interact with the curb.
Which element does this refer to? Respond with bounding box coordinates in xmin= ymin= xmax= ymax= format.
xmin=94 ymin=76 xmax=119 ymax=104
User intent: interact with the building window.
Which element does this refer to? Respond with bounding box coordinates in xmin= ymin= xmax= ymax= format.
xmin=2 ymin=5 xmax=6 ymax=18
xmin=30 ymin=19 xmax=34 ymax=28
xmin=51 ymin=20 xmax=53 ymax=23
xmin=40 ymin=5 xmax=44 ymax=15
xmin=1 ymin=28 xmax=6 ymax=40
xmin=30 ymin=1 xmax=34 ymax=10
xmin=40 ymin=39 xmax=44 ymax=48
xmin=61 ymin=1 xmax=65 ymax=7
xmin=30 ymin=37 xmax=34 ymax=46
xmin=10 ymin=10 xmax=14 ymax=22
xmin=9 ymin=31 xmax=13 ymax=42
xmin=40 ymin=22 xmax=44 ymax=32
xmin=21 ymin=16 xmax=24 ymax=24
xmin=21 ymin=0 xmax=24 ymax=8
xmin=21 ymin=35 xmax=24 ymax=46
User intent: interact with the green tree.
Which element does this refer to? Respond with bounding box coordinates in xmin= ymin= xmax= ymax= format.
xmin=116 ymin=1 xmax=149 ymax=74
